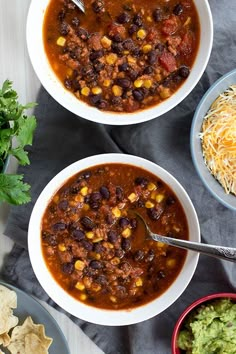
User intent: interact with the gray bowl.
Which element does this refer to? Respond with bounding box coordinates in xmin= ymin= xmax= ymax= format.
xmin=191 ymin=69 xmax=236 ymax=211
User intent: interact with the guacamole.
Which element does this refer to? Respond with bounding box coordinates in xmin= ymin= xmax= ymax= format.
xmin=178 ymin=298 xmax=236 ymax=354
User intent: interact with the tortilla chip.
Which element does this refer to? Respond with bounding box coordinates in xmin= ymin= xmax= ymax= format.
xmin=0 ymin=285 xmax=18 ymax=346
xmin=7 ymin=316 xmax=53 ymax=354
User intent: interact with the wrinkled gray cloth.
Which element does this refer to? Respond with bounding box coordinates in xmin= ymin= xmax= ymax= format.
xmin=1 ymin=1 xmax=236 ymax=353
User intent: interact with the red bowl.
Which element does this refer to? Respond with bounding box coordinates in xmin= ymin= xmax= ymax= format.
xmin=171 ymin=292 xmax=236 ymax=354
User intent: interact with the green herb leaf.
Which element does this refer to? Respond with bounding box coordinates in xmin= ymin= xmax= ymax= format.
xmin=9 ymin=147 xmax=30 ymax=166
xmin=0 ymin=174 xmax=31 ymax=205
xmin=17 ymin=115 xmax=37 ymax=146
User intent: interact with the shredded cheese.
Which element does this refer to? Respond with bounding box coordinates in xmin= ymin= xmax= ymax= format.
xmin=199 ymin=85 xmax=236 ymax=196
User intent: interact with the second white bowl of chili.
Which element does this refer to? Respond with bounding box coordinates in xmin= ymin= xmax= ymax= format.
xmin=28 ymin=153 xmax=200 ymax=325
xmin=26 ymin=0 xmax=213 ymax=125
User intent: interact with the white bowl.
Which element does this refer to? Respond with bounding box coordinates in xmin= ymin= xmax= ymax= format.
xmin=28 ymin=153 xmax=200 ymax=326
xmin=191 ymin=69 xmax=236 ymax=211
xmin=26 ymin=0 xmax=213 ymax=125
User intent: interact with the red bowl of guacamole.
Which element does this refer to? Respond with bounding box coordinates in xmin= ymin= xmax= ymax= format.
xmin=172 ymin=292 xmax=236 ymax=354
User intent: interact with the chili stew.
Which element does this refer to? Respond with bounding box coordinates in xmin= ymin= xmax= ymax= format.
xmin=41 ymin=163 xmax=188 ymax=310
xmin=43 ymin=0 xmax=200 ymax=113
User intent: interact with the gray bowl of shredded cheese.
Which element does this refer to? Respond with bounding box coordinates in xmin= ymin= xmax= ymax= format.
xmin=191 ymin=68 xmax=236 ymax=211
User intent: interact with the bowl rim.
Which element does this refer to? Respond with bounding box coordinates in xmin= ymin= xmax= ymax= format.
xmin=26 ymin=0 xmax=213 ymax=125
xmin=171 ymin=292 xmax=236 ymax=353
xmin=190 ymin=68 xmax=236 ymax=211
xmin=28 ymin=153 xmax=200 ymax=326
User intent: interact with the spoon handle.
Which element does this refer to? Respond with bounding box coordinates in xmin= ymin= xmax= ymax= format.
xmin=150 ymin=232 xmax=236 ymax=263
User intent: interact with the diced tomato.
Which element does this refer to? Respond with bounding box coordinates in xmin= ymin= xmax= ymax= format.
xmin=107 ymin=22 xmax=126 ymax=39
xmin=159 ymin=52 xmax=177 ymax=72
xmin=162 ymin=16 xmax=179 ymax=35
xmin=179 ymin=33 xmax=193 ymax=55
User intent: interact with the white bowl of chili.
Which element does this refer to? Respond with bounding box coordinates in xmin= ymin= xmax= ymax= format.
xmin=26 ymin=0 xmax=213 ymax=125
xmin=28 ymin=153 xmax=200 ymax=325
xmin=191 ymin=69 xmax=236 ymax=211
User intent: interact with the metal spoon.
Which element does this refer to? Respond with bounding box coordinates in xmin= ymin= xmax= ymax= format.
xmin=71 ymin=0 xmax=85 ymax=13
xmin=135 ymin=212 xmax=236 ymax=263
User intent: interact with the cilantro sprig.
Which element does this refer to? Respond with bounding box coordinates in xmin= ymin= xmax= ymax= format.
xmin=0 ymin=80 xmax=37 ymax=205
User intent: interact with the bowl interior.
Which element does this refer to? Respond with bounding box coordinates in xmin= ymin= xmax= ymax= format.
xmin=26 ymin=0 xmax=213 ymax=125
xmin=190 ymin=69 xmax=236 ymax=211
xmin=172 ymin=292 xmax=236 ymax=354
xmin=28 ymin=153 xmax=200 ymax=326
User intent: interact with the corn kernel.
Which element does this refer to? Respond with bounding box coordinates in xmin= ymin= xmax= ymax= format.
xmin=106 ymin=53 xmax=118 ymax=65
xmin=142 ymin=44 xmax=152 ymax=53
xmin=135 ymin=277 xmax=143 ymax=287
xmin=95 ymin=253 xmax=101 ymax=260
xmin=157 ymin=242 xmax=165 ymax=248
xmin=147 ymin=182 xmax=157 ymax=191
xmin=122 ymin=228 xmax=131 ymax=238
xmin=110 ymin=296 xmax=117 ymax=303
xmin=127 ymin=55 xmax=137 ymax=64
xmin=58 ymin=244 xmax=66 ymax=252
xmin=83 ymin=276 xmax=92 ymax=288
xmin=103 ymin=241 xmax=114 ymax=249
xmin=156 ymin=194 xmax=164 ymax=203
xmin=75 ymin=194 xmax=84 ymax=202
xmin=134 ymin=79 xmax=143 ymax=88
xmin=91 ymin=283 xmax=101 ymax=292
xmin=79 ymin=294 xmax=87 ymax=301
xmin=74 ymin=260 xmax=85 ymax=271
xmin=53 ymin=195 xmax=59 ymax=203
xmin=123 ymin=50 xmax=129 ymax=55
xmin=155 ymin=74 xmax=162 ymax=82
xmin=92 ymin=237 xmax=103 ymax=243
xmin=56 ymin=36 xmax=66 ymax=46
xmin=80 ymin=186 xmax=88 ymax=196
xmin=151 ymin=191 xmax=157 ymax=199
xmin=128 ymin=192 xmax=138 ymax=203
xmin=145 ymin=201 xmax=155 ymax=208
xmin=112 ymin=85 xmax=122 ymax=97
xmin=146 ymin=16 xmax=152 ymax=22
xmin=91 ymin=86 xmax=102 ymax=95
xmin=111 ymin=257 xmax=121 ymax=265
xmin=112 ymin=206 xmax=121 ymax=217
xmin=86 ymin=231 xmax=94 ymax=239
xmin=83 ymin=203 xmax=90 ymax=211
xmin=166 ymin=258 xmax=176 ymax=268
xmin=103 ymin=79 xmax=111 ymax=87
xmin=144 ymin=79 xmax=152 ymax=89
xmin=66 ymin=68 xmax=73 ymax=76
xmin=173 ymin=225 xmax=181 ymax=232
xmin=160 ymin=87 xmax=171 ymax=99
xmin=137 ymin=29 xmax=147 ymax=40
xmin=184 ymin=16 xmax=191 ymax=26
xmin=75 ymin=281 xmax=85 ymax=291
xmin=81 ymin=87 xmax=90 ymax=96
xmin=101 ymin=35 xmax=112 ymax=48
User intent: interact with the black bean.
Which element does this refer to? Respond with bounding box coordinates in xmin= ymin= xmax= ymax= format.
xmin=108 ymin=230 xmax=118 ymax=243
xmin=80 ymin=216 xmax=96 ymax=230
xmin=166 ymin=196 xmax=175 ymax=206
xmin=136 ymin=199 xmax=145 ymax=208
xmin=71 ymin=17 xmax=80 ymax=27
xmin=179 ymin=65 xmax=190 ymax=78
xmin=89 ymin=94 xmax=102 ymax=106
xmin=90 ymin=192 xmax=102 ymax=203
xmin=72 ymin=229 xmax=85 ymax=241
xmin=115 ymin=249 xmax=125 ymax=258
xmin=90 ymin=260 xmax=103 ymax=269
xmin=89 ymin=50 xmax=104 ymax=61
xmin=145 ymin=249 xmax=155 ymax=262
xmin=147 ymin=207 xmax=163 ymax=221
xmin=128 ymin=24 xmax=138 ymax=35
xmin=93 ymin=242 xmax=104 ymax=253
xmin=58 ymin=9 xmax=66 ymax=22
xmin=130 ymin=218 xmax=137 ymax=229
xmin=111 ymin=96 xmax=122 ymax=106
xmin=93 ymin=61 xmax=105 ymax=72
xmin=173 ymin=3 xmax=184 ymax=16
xmin=122 ymin=38 xmax=135 ymax=50
xmin=62 ymin=262 xmax=74 ymax=274
xmin=116 ymin=186 xmax=124 ymax=201
xmin=147 ymin=50 xmax=158 ymax=65
xmin=83 ymin=266 xmax=96 ymax=277
xmin=77 ymin=27 xmax=89 ymax=40
xmin=112 ymin=34 xmax=123 ymax=43
xmin=42 ymin=232 xmax=58 ymax=246
xmin=49 ymin=204 xmax=57 ymax=213
xmin=133 ymin=13 xmax=142 ymax=27
xmin=119 ymin=217 xmax=130 ymax=228
xmin=80 ymin=240 xmax=93 ymax=251
xmin=95 ymin=274 xmax=107 ymax=285
xmin=97 ymin=100 xmax=108 ymax=110
xmin=128 ymin=69 xmax=139 ymax=80
xmin=106 ymin=213 xmax=114 ymax=225
xmin=143 ymin=66 xmax=153 ymax=75
xmin=90 ymin=202 xmax=100 ymax=210
xmin=92 ymin=0 xmax=104 ymax=13
xmin=100 ymin=186 xmax=110 ymax=199
xmin=64 ymin=78 xmax=72 ymax=89
xmin=115 ymin=285 xmax=127 ymax=298
xmin=117 ymin=12 xmax=130 ymax=24
xmin=115 ymin=77 xmax=131 ymax=89
xmin=118 ymin=62 xmax=129 ymax=72
xmin=60 ymin=22 xmax=69 ymax=35
xmin=133 ymin=250 xmax=144 ymax=262
xmin=121 ymin=238 xmax=131 ymax=251
xmin=135 ymin=177 xmax=148 ymax=187
xmin=52 ymin=222 xmax=67 ymax=231
xmin=155 ymin=43 xmax=165 ymax=53
xmin=132 ymin=47 xmax=142 ymax=57
xmin=157 ymin=270 xmax=166 ymax=280
xmin=111 ymin=42 xmax=123 ymax=54
xmin=152 ymin=8 xmax=162 ymax=22
xmin=81 ymin=65 xmax=96 ymax=82
xmin=72 ymin=79 xmax=81 ymax=91
xmin=132 ymin=88 xmax=144 ymax=102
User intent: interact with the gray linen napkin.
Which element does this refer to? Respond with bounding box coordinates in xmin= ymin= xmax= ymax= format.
xmin=2 ymin=0 xmax=236 ymax=353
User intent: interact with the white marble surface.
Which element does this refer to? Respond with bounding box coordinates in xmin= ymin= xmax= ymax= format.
xmin=0 ymin=1 xmax=103 ymax=353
